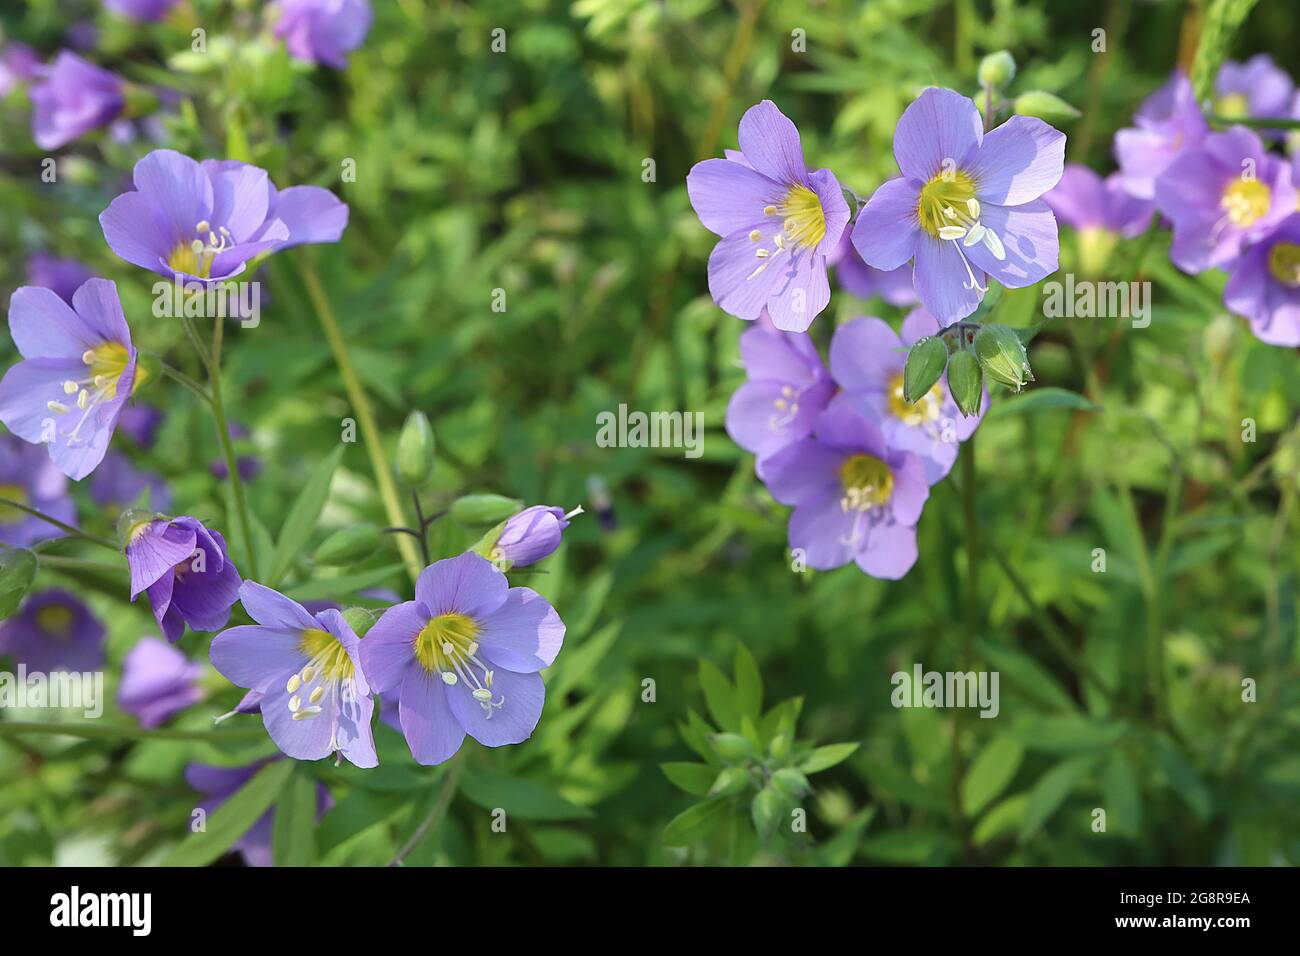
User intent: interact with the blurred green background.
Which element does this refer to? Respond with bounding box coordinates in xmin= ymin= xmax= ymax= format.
xmin=1 ymin=0 xmax=1299 ymax=866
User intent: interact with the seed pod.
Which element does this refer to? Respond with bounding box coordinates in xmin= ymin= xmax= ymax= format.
xmin=974 ymin=323 xmax=1034 ymax=392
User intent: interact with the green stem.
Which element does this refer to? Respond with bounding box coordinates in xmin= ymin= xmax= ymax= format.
xmin=204 ymin=315 xmax=260 ymax=581
xmin=0 ymin=499 xmax=119 ymax=552
xmin=160 ymin=361 xmax=212 ymax=405
xmin=0 ymin=721 xmax=265 ymax=742
xmin=388 ymin=754 xmax=463 ymax=866
xmin=294 ymin=253 xmax=422 ymax=584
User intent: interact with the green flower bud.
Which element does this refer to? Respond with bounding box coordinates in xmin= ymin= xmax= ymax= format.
xmin=450 ymin=494 xmax=523 ymax=525
xmin=341 ymin=607 xmax=378 ymax=638
xmin=1013 ymin=90 xmax=1080 ymax=125
xmin=974 ymin=323 xmax=1034 ymax=392
xmin=711 ymin=732 xmax=755 ymax=762
xmin=978 ymin=50 xmax=1016 ymax=89
xmin=396 ymin=411 xmax=435 ymax=488
xmin=903 ymin=335 xmax=949 ymax=404
xmin=0 ymin=549 xmax=37 ymax=620
xmin=709 ymin=766 xmax=751 ymax=797
xmin=769 ymin=731 xmax=792 ymax=760
xmin=770 ymin=767 xmax=811 ymax=797
xmin=314 ymin=524 xmax=384 ymax=565
xmin=947 ymin=349 xmax=984 ymax=418
xmin=751 ymin=787 xmax=783 ymax=840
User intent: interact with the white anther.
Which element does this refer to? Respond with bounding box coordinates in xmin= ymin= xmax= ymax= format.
xmin=963 ymin=223 xmax=987 ymax=246
xmin=441 ymin=671 xmax=458 ymax=685
xmin=76 ymin=390 xmax=90 ymax=410
xmin=966 ymin=198 xmax=980 ymax=218
xmin=749 ymin=230 xmax=762 ymax=242
xmin=81 ymin=350 xmax=96 ymax=365
xmin=472 ymin=688 xmax=493 ymax=702
xmin=286 ymin=674 xmax=301 ymax=693
xmin=62 ymin=381 xmax=79 ymax=395
xmin=309 ymin=686 xmax=324 ymax=704
xmin=938 ymin=225 xmax=967 ymax=241
xmin=47 ymin=401 xmax=69 ymax=414
xmin=288 ymin=694 xmax=301 ymax=712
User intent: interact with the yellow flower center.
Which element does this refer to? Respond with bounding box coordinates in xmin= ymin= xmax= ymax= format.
xmin=1221 ymin=178 xmax=1271 ymax=228
xmin=839 ymin=454 xmax=893 ymax=511
xmin=1215 ymin=93 xmax=1249 ymax=120
xmin=917 ymin=169 xmax=978 ymax=238
xmin=0 ymin=484 xmax=28 ymax=526
xmin=298 ymin=628 xmax=355 ymax=682
xmin=888 ymin=372 xmax=943 ymax=427
xmin=414 ymin=613 xmax=481 ymax=673
xmin=1268 ymin=242 xmax=1300 ymax=287
xmin=36 ymin=604 xmax=74 ymax=638
xmin=779 ymin=184 xmax=827 ymax=249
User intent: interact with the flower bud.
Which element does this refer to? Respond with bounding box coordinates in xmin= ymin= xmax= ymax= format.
xmin=709 ymin=767 xmax=751 ymax=797
xmin=751 ymin=787 xmax=783 ymax=840
xmin=903 ymin=335 xmax=949 ymax=403
xmin=1013 ymin=90 xmax=1080 ymax=125
xmin=978 ymin=50 xmax=1016 ymax=89
xmin=770 ymin=767 xmax=811 ymax=797
xmin=974 ymin=323 xmax=1034 ymax=392
xmin=341 ymin=607 xmax=377 ymax=638
xmin=484 ymin=504 xmax=573 ymax=570
xmin=314 ymin=524 xmax=383 ymax=565
xmin=946 ymin=349 xmax=984 ymax=418
xmin=711 ymin=732 xmax=755 ymax=762
xmin=0 ymin=548 xmax=37 ymax=619
xmin=450 ymin=493 xmax=523 ymax=525
xmin=395 ymin=411 xmax=435 ymax=488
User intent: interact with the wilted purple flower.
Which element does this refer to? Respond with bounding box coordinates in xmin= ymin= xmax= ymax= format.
xmin=0 ymin=590 xmax=105 ymax=673
xmin=1154 ymin=126 xmax=1296 ymax=273
xmin=99 ymin=149 xmax=348 ymax=283
xmin=725 ymin=313 xmax=835 ymax=469
xmin=118 ymin=637 xmax=204 ymax=727
xmin=361 ymin=552 xmax=565 ymax=766
xmin=210 ymin=582 xmax=376 ymax=767
xmin=1114 ymin=71 xmax=1208 ymax=200
xmin=1223 ymin=212 xmax=1300 ymax=347
xmin=489 ymin=505 xmax=572 ymax=567
xmin=125 ymin=515 xmax=242 ymax=643
xmin=853 ymin=87 xmax=1064 ymax=326
xmin=829 ymin=310 xmax=985 ymax=484
xmin=90 ymin=450 xmax=171 ymax=512
xmin=270 ymin=0 xmax=373 ymax=69
xmin=29 ymin=51 xmax=125 ymax=150
xmin=1214 ymin=55 xmax=1294 ymax=131
xmin=105 ymin=0 xmax=182 ymax=21
xmin=686 ymin=101 xmax=850 ymax=332
xmin=1044 ymin=164 xmax=1154 ymax=238
xmin=760 ymin=399 xmax=930 ymax=578
xmin=0 ymin=434 xmax=74 ymax=548
xmin=26 ymin=253 xmax=94 ymax=305
xmin=185 ymin=760 xmax=330 ymax=867
xmin=0 ymin=43 xmax=40 ymax=97
xmin=829 ymin=230 xmax=917 ymax=305
xmin=117 ymin=404 xmax=164 ymax=449
xmin=0 ymin=279 xmax=141 ymax=481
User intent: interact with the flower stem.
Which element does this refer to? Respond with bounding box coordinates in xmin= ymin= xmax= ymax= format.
xmin=0 ymin=721 xmax=265 ymax=742
xmin=0 ymin=499 xmax=119 ymax=552
xmin=159 ymin=361 xmax=212 ymax=405
xmin=389 ymin=753 xmax=463 ymax=866
xmin=294 ymin=253 xmax=422 ymax=584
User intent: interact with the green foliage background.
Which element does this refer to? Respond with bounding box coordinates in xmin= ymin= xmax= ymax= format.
xmin=1 ymin=0 xmax=1299 ymax=866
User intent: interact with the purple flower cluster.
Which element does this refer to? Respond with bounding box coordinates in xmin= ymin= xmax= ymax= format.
xmin=1112 ymin=62 xmax=1300 ymax=345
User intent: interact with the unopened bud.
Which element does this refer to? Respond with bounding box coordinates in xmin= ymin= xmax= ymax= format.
xmin=904 ymin=336 xmax=949 ymax=403
xmin=396 ymin=411 xmax=435 ymax=488
xmin=947 ymin=349 xmax=984 ymax=418
xmin=1013 ymin=90 xmax=1080 ymax=125
xmin=450 ymin=493 xmax=523 ymax=525
xmin=974 ymin=323 xmax=1033 ymax=392
xmin=978 ymin=50 xmax=1016 ymax=89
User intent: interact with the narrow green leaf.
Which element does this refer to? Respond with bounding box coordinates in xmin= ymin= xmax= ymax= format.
xmin=1018 ymin=755 xmax=1099 ymax=842
xmin=962 ymin=737 xmax=1025 ymax=816
xmin=273 ymin=767 xmax=318 ymax=866
xmin=1102 ymin=752 xmax=1142 ymax=836
xmin=698 ymin=659 xmax=739 ymax=731
xmin=662 ymin=798 xmax=728 ymax=847
xmin=0 ymin=548 xmax=37 ymax=619
xmin=660 ymin=762 xmax=716 ymax=796
xmin=269 ymin=445 xmax=344 ymax=586
xmin=732 ymin=643 xmax=763 ymax=722
xmin=459 ymin=770 xmax=592 ymax=821
xmin=988 ymin=387 xmax=1097 ymax=417
xmin=799 ymin=742 xmax=860 ymax=774
xmin=161 ymin=761 xmax=293 ymax=866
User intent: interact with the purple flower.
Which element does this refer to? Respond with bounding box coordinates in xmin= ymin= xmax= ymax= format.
xmin=361 ymin=552 xmax=566 ymax=766
xmin=1154 ymin=126 xmax=1296 ymax=274
xmin=118 ymin=637 xmax=204 ymax=727
xmin=185 ymin=760 xmax=331 ymax=867
xmin=99 ymin=149 xmax=348 ymax=283
xmin=829 ymin=230 xmax=917 ymax=305
xmin=1223 ymin=213 xmax=1300 ymax=347
xmin=0 ymin=589 xmax=105 ymax=673
xmin=210 ymin=582 xmax=376 ymax=767
xmin=117 ymin=405 xmax=164 ymax=449
xmin=0 ymin=278 xmax=141 ymax=481
xmin=760 ymin=399 xmax=930 ymax=579
xmin=1044 ymin=164 xmax=1154 ymax=238
xmin=725 ymin=313 xmax=835 ymax=469
xmin=490 ymin=505 xmax=571 ymax=567
xmin=90 ymin=450 xmax=171 ymax=513
xmin=1214 ymin=55 xmax=1294 ymax=132
xmin=26 ymin=253 xmax=95 ymax=305
xmin=1114 ymin=71 xmax=1208 ymax=200
xmin=29 ymin=51 xmax=125 ymax=150
xmin=829 ymin=310 xmax=985 ymax=484
xmin=0 ymin=434 xmax=75 ymax=548
xmin=686 ymin=101 xmax=850 ymax=332
xmin=270 ymin=0 xmax=373 ymax=70
xmin=0 ymin=43 xmax=40 ymax=97
xmin=125 ymin=515 xmax=242 ymax=643
xmin=853 ymin=88 xmax=1065 ymax=326
xmin=105 ymin=0 xmax=182 ymax=21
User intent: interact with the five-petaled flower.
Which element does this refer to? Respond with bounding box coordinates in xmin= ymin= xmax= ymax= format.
xmin=360 ymin=552 xmax=565 ymax=765
xmin=210 ymin=582 xmax=377 ymax=767
xmin=687 ymin=100 xmax=850 ymax=332
xmin=270 ymin=0 xmax=373 ymax=70
xmin=0 ymin=278 xmax=143 ymax=481
xmin=853 ymin=87 xmax=1065 ymax=326
xmin=1114 ymin=71 xmax=1208 ymax=200
xmin=1224 ymin=212 xmax=1300 ymax=347
xmin=125 ymin=514 xmax=242 ymax=643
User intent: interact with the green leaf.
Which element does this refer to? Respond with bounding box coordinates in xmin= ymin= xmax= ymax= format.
xmin=732 ymin=643 xmax=763 ymax=722
xmin=859 ymin=828 xmax=954 ymax=864
xmin=798 ymin=742 xmax=860 ymax=774
xmin=662 ymin=798 xmax=728 ymax=847
xmin=0 ymin=548 xmax=37 ymax=620
xmin=660 ymin=761 xmax=716 ymax=796
xmin=459 ymin=770 xmax=592 ymax=821
xmin=974 ymin=793 xmax=1030 ymax=846
xmin=269 ymin=445 xmax=344 ymax=586
xmin=975 ymin=641 xmax=1077 ymax=712
xmin=988 ymin=387 xmax=1097 ymax=418
xmin=272 ymin=767 xmax=318 ymax=866
xmin=1190 ymin=0 xmax=1261 ymax=101
xmin=160 ymin=760 xmax=293 ymax=866
xmin=962 ymin=737 xmax=1025 ymax=816
xmin=1102 ymin=752 xmax=1142 ymax=836
xmin=283 ymin=564 xmax=404 ymax=603
xmin=698 ymin=659 xmax=739 ymax=731
xmin=1018 ymin=755 xmax=1099 ymax=842
xmin=1153 ymin=738 xmax=1211 ymax=821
